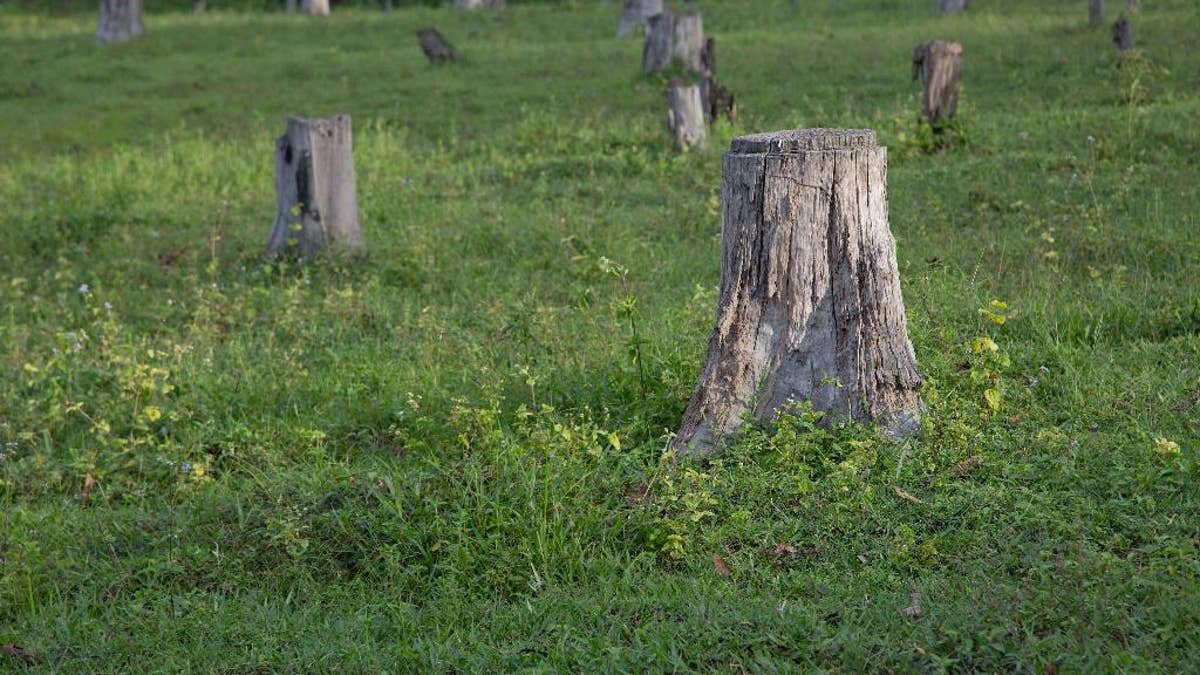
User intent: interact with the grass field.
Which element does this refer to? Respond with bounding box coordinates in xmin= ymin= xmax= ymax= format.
xmin=2 ymin=0 xmax=1199 ymax=670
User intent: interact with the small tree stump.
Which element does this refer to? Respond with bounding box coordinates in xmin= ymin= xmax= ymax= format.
xmin=674 ymin=129 xmax=922 ymax=456
xmin=286 ymin=0 xmax=297 ymax=13
xmin=1112 ymin=17 xmax=1133 ymax=53
xmin=1089 ymin=0 xmax=1106 ymax=27
xmin=193 ymin=0 xmax=206 ymax=14
xmin=937 ymin=0 xmax=965 ymax=14
xmin=96 ymin=0 xmax=144 ymax=43
xmin=417 ymin=28 xmax=456 ymax=64
xmin=303 ymin=0 xmax=329 ymax=15
xmin=1125 ymin=0 xmax=1140 ymax=12
xmin=266 ymin=115 xmax=365 ymax=258
xmin=666 ymin=78 xmax=706 ymax=151
xmin=617 ymin=0 xmax=662 ymax=37
xmin=912 ymin=41 xmax=963 ymax=124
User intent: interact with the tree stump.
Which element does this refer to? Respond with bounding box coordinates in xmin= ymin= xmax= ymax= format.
xmin=674 ymin=129 xmax=922 ymax=456
xmin=266 ymin=115 xmax=365 ymax=258
xmin=1112 ymin=17 xmax=1133 ymax=53
xmin=417 ymin=28 xmax=456 ymax=64
xmin=303 ymin=0 xmax=329 ymax=16
xmin=618 ymin=0 xmax=663 ymax=38
xmin=1089 ymin=0 xmax=1105 ymax=27
xmin=96 ymin=0 xmax=144 ymax=43
xmin=666 ymin=78 xmax=706 ymax=152
xmin=286 ymin=0 xmax=297 ymax=14
xmin=673 ymin=12 xmax=704 ymax=73
xmin=937 ymin=0 xmax=965 ymax=14
xmin=193 ymin=0 xmax=206 ymax=14
xmin=912 ymin=41 xmax=963 ymax=124
xmin=643 ymin=10 xmax=703 ymax=74
xmin=456 ymin=0 xmax=504 ymax=9
xmin=1125 ymin=0 xmax=1140 ymax=12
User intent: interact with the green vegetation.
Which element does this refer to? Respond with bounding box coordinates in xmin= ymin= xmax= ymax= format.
xmin=2 ymin=0 xmax=1198 ymax=670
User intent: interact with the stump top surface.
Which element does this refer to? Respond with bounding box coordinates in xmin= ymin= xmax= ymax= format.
xmin=730 ymin=128 xmax=876 ymax=154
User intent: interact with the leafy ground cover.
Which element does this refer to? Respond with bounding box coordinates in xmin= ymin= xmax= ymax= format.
xmin=1 ymin=0 xmax=1198 ymax=670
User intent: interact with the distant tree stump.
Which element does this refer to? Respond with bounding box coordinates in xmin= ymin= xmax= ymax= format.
xmin=193 ymin=0 xmax=205 ymax=14
xmin=1112 ymin=17 xmax=1132 ymax=53
xmin=643 ymin=10 xmax=704 ymax=74
xmin=912 ymin=41 xmax=963 ymax=124
xmin=417 ymin=28 xmax=456 ymax=64
xmin=1089 ymin=0 xmax=1105 ymax=27
xmin=666 ymin=78 xmax=706 ymax=151
xmin=303 ymin=0 xmax=329 ymax=15
xmin=1125 ymin=0 xmax=1140 ymax=12
xmin=618 ymin=0 xmax=662 ymax=37
xmin=674 ymin=129 xmax=922 ymax=456
xmin=672 ymin=12 xmax=704 ymax=73
xmin=96 ymin=0 xmax=144 ymax=43
xmin=267 ymin=115 xmax=365 ymax=258
xmin=937 ymin=0 xmax=965 ymax=14
xmin=456 ymin=0 xmax=504 ymax=9
xmin=286 ymin=0 xmax=297 ymax=13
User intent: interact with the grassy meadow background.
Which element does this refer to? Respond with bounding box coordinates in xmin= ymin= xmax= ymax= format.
xmin=2 ymin=0 xmax=1199 ymax=670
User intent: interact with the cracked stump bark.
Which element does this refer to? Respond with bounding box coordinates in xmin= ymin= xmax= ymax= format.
xmin=674 ymin=129 xmax=922 ymax=457
xmin=666 ymin=78 xmax=705 ymax=152
xmin=912 ymin=41 xmax=963 ymax=124
xmin=266 ymin=115 xmax=365 ymax=258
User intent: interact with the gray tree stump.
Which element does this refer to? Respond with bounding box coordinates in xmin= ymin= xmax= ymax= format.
xmin=618 ymin=0 xmax=663 ymax=38
xmin=1089 ymin=0 xmax=1106 ymax=27
xmin=937 ymin=0 xmax=965 ymax=14
xmin=673 ymin=12 xmax=704 ymax=73
xmin=417 ymin=28 xmax=456 ymax=64
xmin=642 ymin=10 xmax=703 ymax=74
xmin=266 ymin=115 xmax=365 ymax=258
xmin=303 ymin=0 xmax=329 ymax=16
xmin=674 ymin=129 xmax=922 ymax=456
xmin=96 ymin=0 xmax=144 ymax=43
xmin=1112 ymin=17 xmax=1133 ymax=53
xmin=666 ymin=78 xmax=706 ymax=152
xmin=286 ymin=0 xmax=297 ymax=13
xmin=1125 ymin=0 xmax=1140 ymax=12
xmin=912 ymin=41 xmax=963 ymax=124
xmin=193 ymin=0 xmax=205 ymax=14
xmin=643 ymin=11 xmax=675 ymax=73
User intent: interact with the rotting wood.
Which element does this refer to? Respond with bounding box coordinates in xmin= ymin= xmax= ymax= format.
xmin=674 ymin=128 xmax=922 ymax=456
xmin=266 ymin=115 xmax=365 ymax=258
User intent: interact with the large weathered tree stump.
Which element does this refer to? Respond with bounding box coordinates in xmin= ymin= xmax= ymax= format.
xmin=912 ymin=41 xmax=963 ymax=124
xmin=1089 ymin=0 xmax=1106 ymax=27
xmin=674 ymin=129 xmax=922 ymax=456
xmin=417 ymin=28 xmax=456 ymax=64
xmin=96 ymin=0 xmax=144 ymax=43
xmin=666 ymin=78 xmax=706 ymax=152
xmin=266 ymin=115 xmax=365 ymax=258
xmin=642 ymin=10 xmax=704 ymax=74
xmin=303 ymin=0 xmax=329 ymax=16
xmin=937 ymin=0 xmax=965 ymax=14
xmin=1112 ymin=17 xmax=1133 ymax=53
xmin=618 ymin=0 xmax=663 ymax=38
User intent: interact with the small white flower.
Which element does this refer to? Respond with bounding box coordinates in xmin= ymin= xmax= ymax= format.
xmin=77 ymin=283 xmax=89 ymax=294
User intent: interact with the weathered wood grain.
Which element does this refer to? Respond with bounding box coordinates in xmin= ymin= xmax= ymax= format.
xmin=912 ymin=41 xmax=963 ymax=124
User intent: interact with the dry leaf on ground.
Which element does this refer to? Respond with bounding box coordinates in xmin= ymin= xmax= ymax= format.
xmin=712 ymin=554 xmax=732 ymax=578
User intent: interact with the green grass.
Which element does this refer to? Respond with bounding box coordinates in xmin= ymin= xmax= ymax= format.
xmin=2 ymin=0 xmax=1198 ymax=670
